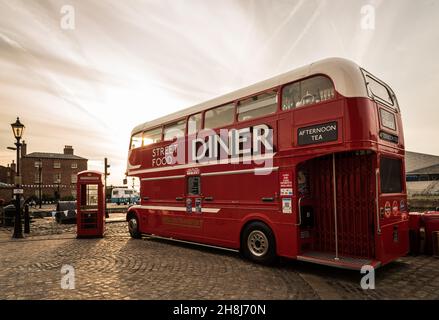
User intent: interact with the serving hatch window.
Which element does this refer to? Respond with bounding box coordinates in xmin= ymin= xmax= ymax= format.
xmin=164 ymin=119 xmax=186 ymax=141
xmin=238 ymin=91 xmax=278 ymax=122
xmin=282 ymin=75 xmax=335 ymax=110
xmin=143 ymin=127 xmax=162 ymax=146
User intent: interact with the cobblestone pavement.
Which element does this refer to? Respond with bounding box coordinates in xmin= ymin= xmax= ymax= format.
xmin=0 ymin=222 xmax=439 ymax=300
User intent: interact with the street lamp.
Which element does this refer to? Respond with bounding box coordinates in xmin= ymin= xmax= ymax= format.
xmin=56 ymin=178 xmax=61 ymax=202
xmin=36 ymin=159 xmax=43 ymax=209
xmin=11 ymin=117 xmax=24 ymax=239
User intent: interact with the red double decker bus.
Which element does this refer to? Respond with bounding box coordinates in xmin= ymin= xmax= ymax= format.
xmin=126 ymin=58 xmax=408 ymax=270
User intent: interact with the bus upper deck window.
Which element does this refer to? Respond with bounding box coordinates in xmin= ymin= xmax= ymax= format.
xmin=204 ymin=103 xmax=235 ymax=130
xmin=130 ymin=132 xmax=142 ymax=149
xmin=282 ymin=82 xmax=300 ymax=110
xmin=188 ymin=113 xmax=202 ymax=135
xmin=238 ymin=91 xmax=278 ymax=122
xmin=143 ymin=127 xmax=162 ymax=146
xmin=164 ymin=119 xmax=186 ymax=141
xmin=282 ymin=75 xmax=335 ymax=110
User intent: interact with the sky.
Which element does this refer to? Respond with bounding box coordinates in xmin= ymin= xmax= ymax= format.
xmin=0 ymin=0 xmax=438 ymax=185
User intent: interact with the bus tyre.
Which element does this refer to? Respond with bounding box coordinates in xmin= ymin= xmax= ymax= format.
xmin=128 ymin=215 xmax=142 ymax=239
xmin=241 ymin=222 xmax=276 ymax=265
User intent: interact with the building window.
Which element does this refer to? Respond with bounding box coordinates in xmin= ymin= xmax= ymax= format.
xmin=71 ymin=174 xmax=77 ymax=184
xmin=34 ymin=173 xmax=42 ymax=183
xmin=54 ymin=161 xmax=61 ymax=169
xmin=54 ymin=173 xmax=61 ymax=184
xmin=71 ymin=190 xmax=76 ymax=198
xmin=282 ymin=75 xmax=335 ymax=110
xmin=71 ymin=163 xmax=78 ymax=169
xmin=34 ymin=161 xmax=42 ymax=168
xmin=204 ymin=103 xmax=235 ymax=130
xmin=164 ymin=119 xmax=186 ymax=141
xmin=238 ymin=90 xmax=278 ymax=122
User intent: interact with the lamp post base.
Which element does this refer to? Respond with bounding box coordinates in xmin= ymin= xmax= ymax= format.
xmin=12 ymin=232 xmax=24 ymax=239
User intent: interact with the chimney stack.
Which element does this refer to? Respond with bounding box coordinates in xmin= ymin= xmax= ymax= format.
xmin=21 ymin=140 xmax=27 ymax=158
xmin=64 ymin=145 xmax=74 ymax=155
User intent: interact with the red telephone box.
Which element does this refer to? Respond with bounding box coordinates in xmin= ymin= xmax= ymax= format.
xmin=76 ymin=170 xmax=105 ymax=238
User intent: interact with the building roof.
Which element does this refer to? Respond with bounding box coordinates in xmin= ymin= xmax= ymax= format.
xmin=24 ymin=152 xmax=87 ymax=160
xmin=132 ymin=57 xmax=377 ymax=134
xmin=406 ymin=151 xmax=439 ymax=174
xmin=408 ymin=164 xmax=439 ymax=175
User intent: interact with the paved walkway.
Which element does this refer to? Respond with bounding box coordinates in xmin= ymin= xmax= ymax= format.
xmin=0 ymin=222 xmax=439 ymax=300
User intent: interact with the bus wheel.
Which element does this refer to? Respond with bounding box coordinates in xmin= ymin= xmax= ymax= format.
xmin=128 ymin=215 xmax=141 ymax=239
xmin=241 ymin=222 xmax=276 ymax=264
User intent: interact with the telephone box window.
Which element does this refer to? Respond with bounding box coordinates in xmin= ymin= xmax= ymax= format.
xmin=188 ymin=176 xmax=201 ymax=195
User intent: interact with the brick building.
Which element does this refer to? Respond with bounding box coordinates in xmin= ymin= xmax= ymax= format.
xmin=0 ymin=164 xmax=14 ymax=203
xmin=16 ymin=143 xmax=87 ymax=201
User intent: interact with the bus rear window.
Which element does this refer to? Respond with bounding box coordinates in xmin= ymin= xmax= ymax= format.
xmin=365 ymin=75 xmax=394 ymax=106
xmin=380 ymin=157 xmax=403 ymax=193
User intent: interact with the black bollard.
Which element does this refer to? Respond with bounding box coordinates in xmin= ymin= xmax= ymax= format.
xmin=24 ymin=204 xmax=30 ymax=234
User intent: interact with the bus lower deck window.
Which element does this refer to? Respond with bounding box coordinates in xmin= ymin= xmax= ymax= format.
xmin=380 ymin=157 xmax=403 ymax=193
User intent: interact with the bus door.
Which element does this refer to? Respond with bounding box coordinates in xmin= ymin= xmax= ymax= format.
xmin=295 ymin=167 xmax=315 ymax=253
xmin=179 ymin=173 xmax=204 ymax=240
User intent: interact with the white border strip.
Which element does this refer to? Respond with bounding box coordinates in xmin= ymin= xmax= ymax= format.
xmin=139 ymin=167 xmax=278 ymax=181
xmin=139 ymin=205 xmax=220 ymax=214
xmin=141 ymin=175 xmax=185 ymax=181
xmin=128 ymin=153 xmax=276 ymax=175
xmin=201 ymin=167 xmax=278 ymax=177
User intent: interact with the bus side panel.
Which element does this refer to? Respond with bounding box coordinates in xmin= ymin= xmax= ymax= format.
xmin=376 ymin=220 xmax=409 ymax=265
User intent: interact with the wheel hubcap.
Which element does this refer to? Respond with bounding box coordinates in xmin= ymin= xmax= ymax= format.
xmin=247 ymin=230 xmax=269 ymax=257
xmin=128 ymin=218 xmax=137 ymax=234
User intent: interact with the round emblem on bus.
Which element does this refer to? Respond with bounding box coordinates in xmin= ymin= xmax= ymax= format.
xmin=384 ymin=201 xmax=391 ymax=218
xmin=400 ymin=200 xmax=406 ymax=212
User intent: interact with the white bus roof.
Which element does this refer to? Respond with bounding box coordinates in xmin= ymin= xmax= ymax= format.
xmin=132 ymin=57 xmax=368 ymax=135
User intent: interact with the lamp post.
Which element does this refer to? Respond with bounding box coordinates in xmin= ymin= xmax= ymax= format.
xmin=56 ymin=178 xmax=61 ymax=202
xmin=11 ymin=117 xmax=24 ymax=239
xmin=37 ymin=159 xmax=42 ymax=209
